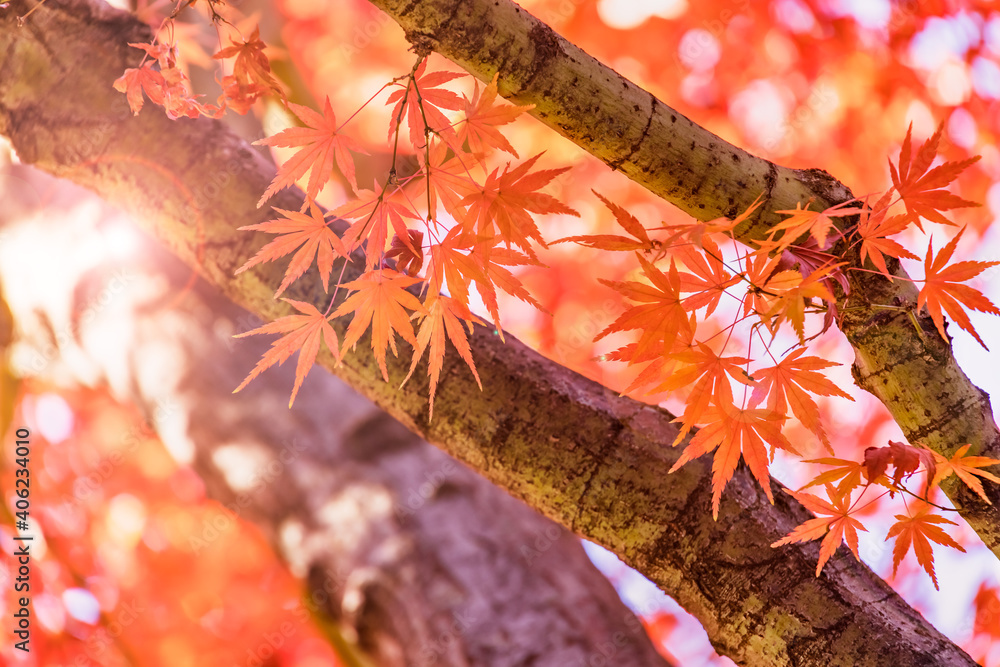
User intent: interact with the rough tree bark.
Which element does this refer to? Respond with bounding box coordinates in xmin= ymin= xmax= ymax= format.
xmin=0 ymin=166 xmax=671 ymax=667
xmin=0 ymin=0 xmax=980 ymax=665
xmin=366 ymin=0 xmax=1000 ymax=558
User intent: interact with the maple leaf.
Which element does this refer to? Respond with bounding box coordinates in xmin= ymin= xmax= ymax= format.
xmin=419 ymin=142 xmax=479 ymax=221
xmin=768 ymin=199 xmax=859 ymax=251
xmin=385 ymin=229 xmax=425 ymax=277
xmin=674 ymin=238 xmax=740 ymax=316
xmin=114 ymin=62 xmax=167 ymax=115
xmin=461 ymin=153 xmax=578 ymax=255
xmin=749 ymin=348 xmax=853 ymax=451
xmin=236 ymin=200 xmax=347 ymax=297
xmin=655 ymin=343 xmax=752 ymax=445
xmin=888 ymin=122 xmax=981 ymax=230
xmin=331 ymin=269 xmax=427 ymax=381
xmin=596 ymin=255 xmax=692 ymax=363
xmin=800 ymin=458 xmax=866 ymax=496
xmin=863 ymin=440 xmax=937 ymax=493
xmin=917 ymin=227 xmax=1000 ymax=349
xmin=929 ymin=444 xmax=1000 ymax=504
xmin=458 ymin=74 xmax=533 ymax=158
xmin=670 ymin=400 xmax=798 ymax=518
xmin=402 ymin=295 xmax=482 ymax=419
xmin=233 ymin=299 xmax=339 ymax=407
xmin=659 ymin=193 xmax=765 ymax=250
xmin=213 ymin=26 xmax=283 ymax=104
xmin=772 ymin=485 xmax=867 ymax=576
xmin=552 ymin=191 xmax=655 ymax=253
xmin=255 ymin=97 xmax=367 ymax=205
xmin=426 ymin=226 xmax=483 ymax=305
xmin=886 ymin=503 xmax=965 ymax=589
xmin=469 ymin=242 xmax=547 ymax=335
xmin=855 ymin=196 xmax=918 ymax=279
xmin=762 ymin=263 xmax=841 ymax=343
xmin=387 ymin=60 xmax=465 ymax=147
xmin=741 ymin=250 xmax=783 ymax=333
xmin=333 ymin=185 xmax=420 ymax=268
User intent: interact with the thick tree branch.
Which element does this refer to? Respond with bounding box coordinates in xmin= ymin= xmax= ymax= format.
xmin=0 ymin=1 xmax=978 ymax=665
xmin=363 ymin=0 xmax=1000 ymax=558
xmin=0 ymin=167 xmax=671 ymax=667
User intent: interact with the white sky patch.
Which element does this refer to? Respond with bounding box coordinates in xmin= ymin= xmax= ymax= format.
xmin=909 ymin=15 xmax=981 ymax=70
xmin=678 ymin=29 xmax=721 ymax=72
xmin=63 ymin=588 xmax=102 ymax=625
xmin=597 ymin=0 xmax=688 ymax=31
xmin=972 ymin=57 xmax=1000 ymax=100
xmin=34 ymin=392 xmax=74 ymax=444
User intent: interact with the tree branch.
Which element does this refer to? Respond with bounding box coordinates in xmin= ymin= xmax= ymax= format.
xmin=0 ymin=0 xmax=978 ymax=664
xmin=363 ymin=0 xmax=1000 ymax=558
xmin=0 ymin=166 xmax=672 ymax=667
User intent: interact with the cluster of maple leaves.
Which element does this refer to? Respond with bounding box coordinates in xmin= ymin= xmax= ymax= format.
xmin=115 ymin=13 xmax=1000 ymax=589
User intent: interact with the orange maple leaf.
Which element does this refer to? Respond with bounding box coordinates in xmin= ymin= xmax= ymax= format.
xmin=768 ymin=199 xmax=859 ymax=251
xmin=917 ymin=227 xmax=1000 ymax=349
xmin=418 ymin=142 xmax=479 ymax=221
xmin=387 ymin=60 xmax=465 ymax=147
xmin=800 ymin=458 xmax=866 ymax=496
xmin=855 ymin=195 xmax=918 ymax=279
xmin=462 ymin=153 xmax=578 ymax=255
xmin=458 ymin=74 xmax=533 ymax=158
xmin=771 ymin=485 xmax=867 ymax=576
xmin=741 ymin=250 xmax=782 ymax=332
xmin=658 ymin=193 xmax=765 ymax=250
xmin=333 ymin=185 xmax=420 ymax=268
xmin=596 ymin=255 xmax=693 ymax=364
xmin=670 ymin=400 xmax=797 ymax=518
xmin=255 ymin=97 xmax=367 ymax=205
xmin=762 ymin=263 xmax=841 ymax=343
xmin=886 ymin=503 xmax=965 ymax=589
xmin=468 ymin=242 xmax=547 ymax=335
xmin=402 ymin=295 xmax=482 ymax=419
xmin=331 ymin=269 xmax=427 ymax=381
xmin=656 ymin=343 xmax=752 ymax=445
xmin=552 ymin=191 xmax=655 ymax=253
xmin=749 ymin=348 xmax=853 ymax=451
xmin=233 ymin=299 xmax=339 ymax=407
xmin=236 ymin=200 xmax=347 ymax=297
xmin=675 ymin=238 xmax=740 ymax=316
xmin=888 ymin=122 xmax=980 ymax=230
xmin=213 ymin=26 xmax=283 ymax=102
xmin=930 ymin=444 xmax=1000 ymax=504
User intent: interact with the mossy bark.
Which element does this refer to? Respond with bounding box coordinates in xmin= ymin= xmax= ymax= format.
xmin=367 ymin=0 xmax=1000 ymax=559
xmin=0 ymin=0 xmax=980 ymax=665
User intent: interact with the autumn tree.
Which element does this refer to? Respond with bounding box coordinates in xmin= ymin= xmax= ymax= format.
xmin=2 ymin=0 xmax=1000 ymax=665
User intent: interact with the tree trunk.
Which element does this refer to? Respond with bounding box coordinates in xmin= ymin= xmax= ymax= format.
xmin=0 ymin=0 xmax=979 ymax=665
